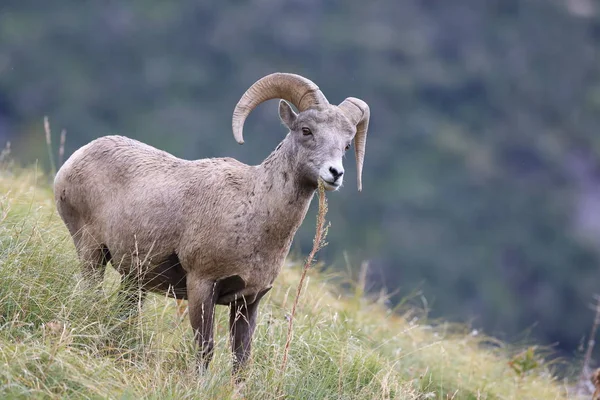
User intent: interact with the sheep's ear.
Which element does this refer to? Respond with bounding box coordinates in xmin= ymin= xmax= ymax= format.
xmin=279 ymin=100 xmax=297 ymax=129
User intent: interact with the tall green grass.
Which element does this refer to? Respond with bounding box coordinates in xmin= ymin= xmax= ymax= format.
xmin=0 ymin=168 xmax=573 ymax=399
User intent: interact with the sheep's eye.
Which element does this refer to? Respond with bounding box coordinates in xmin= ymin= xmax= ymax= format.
xmin=302 ymin=127 xmax=312 ymax=136
xmin=345 ymin=143 xmax=351 ymax=151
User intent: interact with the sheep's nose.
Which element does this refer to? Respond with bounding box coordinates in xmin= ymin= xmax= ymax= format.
xmin=329 ymin=166 xmax=344 ymax=181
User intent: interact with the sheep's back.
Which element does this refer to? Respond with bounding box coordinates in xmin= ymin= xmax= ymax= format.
xmin=54 ymin=136 xmax=195 ymax=256
xmin=54 ymin=135 xmax=258 ymax=277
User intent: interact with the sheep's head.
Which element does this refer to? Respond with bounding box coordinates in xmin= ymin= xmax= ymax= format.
xmin=232 ymin=73 xmax=370 ymax=191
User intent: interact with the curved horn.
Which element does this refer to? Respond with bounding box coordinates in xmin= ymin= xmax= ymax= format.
xmin=232 ymin=73 xmax=329 ymax=144
xmin=338 ymin=97 xmax=370 ymax=191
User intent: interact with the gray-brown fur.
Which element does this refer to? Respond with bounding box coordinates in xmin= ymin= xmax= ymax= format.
xmin=53 ymin=73 xmax=370 ymax=375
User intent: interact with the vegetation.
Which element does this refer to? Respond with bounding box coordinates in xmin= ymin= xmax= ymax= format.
xmin=2 ymin=1 xmax=600 ymax=357
xmin=0 ymin=167 xmax=575 ymax=398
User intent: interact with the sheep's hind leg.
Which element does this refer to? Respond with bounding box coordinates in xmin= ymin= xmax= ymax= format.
xmin=187 ymin=277 xmax=219 ymax=371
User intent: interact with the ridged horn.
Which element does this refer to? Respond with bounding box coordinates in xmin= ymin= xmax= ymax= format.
xmin=338 ymin=97 xmax=370 ymax=191
xmin=232 ymin=73 xmax=329 ymax=144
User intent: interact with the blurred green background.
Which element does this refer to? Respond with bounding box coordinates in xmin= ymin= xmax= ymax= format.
xmin=2 ymin=0 xmax=600 ymax=359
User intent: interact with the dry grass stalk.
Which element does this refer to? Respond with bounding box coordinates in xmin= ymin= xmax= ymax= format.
xmin=59 ymin=129 xmax=67 ymax=168
xmin=43 ymin=116 xmax=57 ymax=176
xmin=278 ymin=180 xmax=329 ymax=394
xmin=176 ymin=299 xmax=188 ymax=318
xmin=0 ymin=141 xmax=10 ymax=164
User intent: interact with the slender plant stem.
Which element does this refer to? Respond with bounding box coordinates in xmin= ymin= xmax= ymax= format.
xmin=44 ymin=117 xmax=57 ymax=177
xmin=278 ymin=180 xmax=329 ymax=396
xmin=58 ymin=129 xmax=67 ymax=168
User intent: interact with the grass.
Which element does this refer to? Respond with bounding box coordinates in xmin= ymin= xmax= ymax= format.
xmin=0 ymin=167 xmax=575 ymax=399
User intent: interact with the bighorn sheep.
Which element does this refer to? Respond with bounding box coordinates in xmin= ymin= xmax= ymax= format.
xmin=54 ymin=73 xmax=370 ymax=374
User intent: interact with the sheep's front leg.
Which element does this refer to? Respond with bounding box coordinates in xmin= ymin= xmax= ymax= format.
xmin=229 ymin=288 xmax=270 ymax=376
xmin=187 ymin=278 xmax=218 ymax=371
xmin=229 ymin=299 xmax=259 ymax=376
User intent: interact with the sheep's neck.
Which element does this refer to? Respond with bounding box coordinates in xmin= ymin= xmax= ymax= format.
xmin=256 ymin=137 xmax=316 ymax=243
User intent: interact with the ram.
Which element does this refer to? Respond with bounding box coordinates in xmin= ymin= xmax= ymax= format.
xmin=54 ymin=73 xmax=370 ymax=374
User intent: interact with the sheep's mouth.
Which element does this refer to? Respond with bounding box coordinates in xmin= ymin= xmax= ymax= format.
xmin=321 ymin=180 xmax=341 ymax=191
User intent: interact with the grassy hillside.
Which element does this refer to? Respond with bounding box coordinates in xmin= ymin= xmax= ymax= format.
xmin=0 ymin=167 xmax=573 ymax=399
